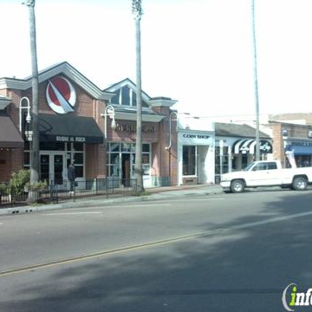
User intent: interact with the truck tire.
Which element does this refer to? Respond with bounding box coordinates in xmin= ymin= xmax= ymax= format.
xmin=230 ymin=180 xmax=245 ymax=193
xmin=292 ymin=176 xmax=308 ymax=191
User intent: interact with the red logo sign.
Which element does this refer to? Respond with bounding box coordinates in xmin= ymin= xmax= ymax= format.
xmin=46 ymin=76 xmax=76 ymax=114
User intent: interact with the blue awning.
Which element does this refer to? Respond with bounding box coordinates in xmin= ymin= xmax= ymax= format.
xmin=292 ymin=146 xmax=312 ymax=155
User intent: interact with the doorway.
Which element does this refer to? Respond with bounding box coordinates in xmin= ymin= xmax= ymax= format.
xmin=122 ymin=154 xmax=130 ymax=186
xmin=40 ymin=152 xmax=65 ymax=185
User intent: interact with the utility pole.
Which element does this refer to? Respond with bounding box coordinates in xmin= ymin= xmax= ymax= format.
xmin=251 ymin=0 xmax=260 ymax=161
xmin=24 ymin=0 xmax=40 ymax=189
xmin=132 ymin=0 xmax=144 ymax=192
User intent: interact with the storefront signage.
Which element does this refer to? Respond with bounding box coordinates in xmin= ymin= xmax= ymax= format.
xmin=183 ymin=134 xmax=210 ymax=139
xmin=46 ymin=76 xmax=76 ymax=114
xmin=179 ymin=132 xmax=212 ymax=145
xmin=290 ymin=141 xmax=312 ymax=147
xmin=116 ymin=124 xmax=155 ymax=133
xmin=56 ymin=136 xmax=86 ymax=142
xmin=239 ymin=140 xmax=272 ymax=154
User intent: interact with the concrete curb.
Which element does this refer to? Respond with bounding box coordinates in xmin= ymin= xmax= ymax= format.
xmin=0 ymin=185 xmax=224 ymax=216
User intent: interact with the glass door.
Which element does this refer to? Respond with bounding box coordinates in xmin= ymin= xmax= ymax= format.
xmin=54 ymin=154 xmax=64 ymax=185
xmin=40 ymin=152 xmax=65 ymax=185
xmin=40 ymin=154 xmax=50 ymax=183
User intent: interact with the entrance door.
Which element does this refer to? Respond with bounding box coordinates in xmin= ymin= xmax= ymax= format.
xmin=40 ymin=153 xmax=65 ymax=185
xmin=122 ymin=154 xmax=130 ymax=186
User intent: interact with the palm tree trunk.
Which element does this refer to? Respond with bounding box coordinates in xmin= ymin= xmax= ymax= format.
xmin=132 ymin=0 xmax=144 ymax=192
xmin=25 ymin=0 xmax=40 ymax=194
xmin=251 ymin=0 xmax=260 ymax=161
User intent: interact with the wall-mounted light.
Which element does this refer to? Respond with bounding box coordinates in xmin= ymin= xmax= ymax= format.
xmin=282 ymin=128 xmax=288 ymax=137
xmin=165 ymin=111 xmax=178 ymax=150
xmin=19 ymin=96 xmax=33 ymax=141
xmin=101 ymin=104 xmax=117 ymax=143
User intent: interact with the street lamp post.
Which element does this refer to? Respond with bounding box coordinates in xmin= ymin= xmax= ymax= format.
xmin=165 ymin=111 xmax=178 ymax=185
xmin=19 ymin=97 xmax=33 ymax=141
xmin=165 ymin=111 xmax=178 ymax=151
xmin=102 ymin=104 xmax=117 ymax=178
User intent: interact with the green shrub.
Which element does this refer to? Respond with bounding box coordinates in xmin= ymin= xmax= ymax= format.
xmin=9 ymin=169 xmax=30 ymax=195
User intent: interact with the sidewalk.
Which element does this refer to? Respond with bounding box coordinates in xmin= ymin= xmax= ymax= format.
xmin=0 ymin=184 xmax=224 ymax=216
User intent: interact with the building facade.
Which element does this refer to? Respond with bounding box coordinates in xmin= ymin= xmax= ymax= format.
xmin=0 ymin=63 xmax=182 ymax=188
xmin=215 ymin=123 xmax=273 ymax=181
xmin=266 ymin=121 xmax=312 ymax=168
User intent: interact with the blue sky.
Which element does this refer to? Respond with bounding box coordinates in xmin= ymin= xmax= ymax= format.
xmin=1 ymin=0 xmax=312 ymax=118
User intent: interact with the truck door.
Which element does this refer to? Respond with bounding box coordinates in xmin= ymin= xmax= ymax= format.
xmin=248 ymin=162 xmax=280 ymax=186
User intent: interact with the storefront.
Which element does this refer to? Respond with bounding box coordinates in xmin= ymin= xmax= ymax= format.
xmin=215 ymin=123 xmax=273 ymax=179
xmin=267 ymin=121 xmax=312 ymax=168
xmin=0 ymin=103 xmax=24 ymax=182
xmin=175 ymin=117 xmax=215 ymax=185
xmin=104 ymin=80 xmax=177 ymax=188
xmin=0 ymin=64 xmax=180 ymax=188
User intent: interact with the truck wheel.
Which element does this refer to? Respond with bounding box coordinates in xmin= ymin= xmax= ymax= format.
xmin=230 ymin=180 xmax=245 ymax=193
xmin=292 ymin=176 xmax=308 ymax=191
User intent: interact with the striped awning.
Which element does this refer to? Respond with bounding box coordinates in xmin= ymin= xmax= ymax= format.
xmin=232 ymin=139 xmax=272 ymax=154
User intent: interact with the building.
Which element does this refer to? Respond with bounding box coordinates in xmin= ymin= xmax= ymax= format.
xmin=215 ymin=122 xmax=273 ymax=181
xmin=266 ymin=121 xmax=312 ymax=168
xmin=173 ymin=115 xmax=215 ymax=185
xmin=0 ymin=62 xmax=181 ymax=188
xmin=0 ymin=96 xmax=24 ymax=181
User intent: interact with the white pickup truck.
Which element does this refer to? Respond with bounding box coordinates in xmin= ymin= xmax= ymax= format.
xmin=220 ymin=160 xmax=312 ymax=193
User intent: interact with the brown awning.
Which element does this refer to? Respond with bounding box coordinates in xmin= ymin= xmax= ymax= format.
xmin=0 ymin=115 xmax=24 ymax=148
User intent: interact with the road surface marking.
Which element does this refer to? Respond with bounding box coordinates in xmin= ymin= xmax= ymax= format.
xmin=2 ymin=209 xmax=312 ymax=277
xmin=45 ymin=212 xmax=103 ymax=216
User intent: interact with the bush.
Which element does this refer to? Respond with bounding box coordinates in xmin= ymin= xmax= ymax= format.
xmin=9 ymin=169 xmax=30 ymax=195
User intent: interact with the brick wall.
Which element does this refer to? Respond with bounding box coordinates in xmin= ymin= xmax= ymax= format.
xmin=0 ymin=148 xmax=24 ymax=182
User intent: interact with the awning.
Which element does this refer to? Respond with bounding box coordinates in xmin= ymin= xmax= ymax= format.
xmin=232 ymin=139 xmax=273 ymax=154
xmin=290 ymin=145 xmax=312 ymax=156
xmin=0 ymin=115 xmax=24 ymax=148
xmin=39 ymin=114 xmax=103 ymax=144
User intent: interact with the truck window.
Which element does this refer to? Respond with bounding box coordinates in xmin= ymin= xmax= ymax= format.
xmin=267 ymin=162 xmax=277 ymax=170
xmin=252 ymin=163 xmax=266 ymax=171
xmin=252 ymin=162 xmax=277 ymax=171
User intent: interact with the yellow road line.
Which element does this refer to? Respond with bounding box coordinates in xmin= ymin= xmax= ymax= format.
xmin=0 ymin=232 xmax=208 ymax=278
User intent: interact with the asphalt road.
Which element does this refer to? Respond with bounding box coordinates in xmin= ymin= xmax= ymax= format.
xmin=1 ymin=189 xmax=312 ymax=311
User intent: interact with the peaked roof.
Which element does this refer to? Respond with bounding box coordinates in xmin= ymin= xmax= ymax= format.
xmin=104 ymin=77 xmax=177 ymax=108
xmin=215 ymin=122 xmax=270 ymax=138
xmin=0 ymin=62 xmax=114 ymax=101
xmin=104 ymin=78 xmax=152 ymax=104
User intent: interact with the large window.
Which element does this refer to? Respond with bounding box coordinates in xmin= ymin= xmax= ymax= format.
xmin=215 ymin=146 xmax=229 ymax=175
xmin=107 ymin=143 xmax=151 ymax=177
xmin=183 ymin=146 xmax=196 ymax=176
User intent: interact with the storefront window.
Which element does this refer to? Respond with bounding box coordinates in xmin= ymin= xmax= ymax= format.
xmin=109 ymin=143 xmax=120 ymax=152
xmin=183 ymin=146 xmax=196 ymax=175
xmin=215 ymin=146 xmax=229 ymax=175
xmin=107 ymin=143 xmax=151 ymax=177
xmin=73 ymin=142 xmax=84 ymax=151
xmin=73 ymin=152 xmax=84 ymax=178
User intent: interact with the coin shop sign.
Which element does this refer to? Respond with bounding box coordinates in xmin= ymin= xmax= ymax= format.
xmin=179 ymin=132 xmax=212 ymax=145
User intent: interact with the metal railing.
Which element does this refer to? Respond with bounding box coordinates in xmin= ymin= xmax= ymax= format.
xmin=0 ymin=178 xmax=138 ymax=207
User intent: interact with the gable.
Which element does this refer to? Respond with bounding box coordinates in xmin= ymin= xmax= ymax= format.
xmin=0 ymin=62 xmax=114 ymax=101
xmin=104 ymin=78 xmax=150 ymax=108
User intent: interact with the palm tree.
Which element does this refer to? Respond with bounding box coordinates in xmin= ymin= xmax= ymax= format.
xmin=132 ymin=0 xmax=144 ymax=192
xmin=24 ymin=0 xmax=40 ymax=192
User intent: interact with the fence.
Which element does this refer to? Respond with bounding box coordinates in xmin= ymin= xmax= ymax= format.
xmin=0 ymin=178 xmax=138 ymax=208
